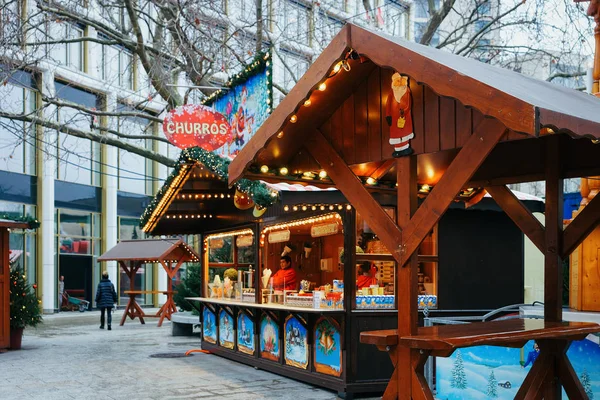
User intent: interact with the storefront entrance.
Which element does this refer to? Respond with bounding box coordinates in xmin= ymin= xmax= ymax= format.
xmin=59 ymin=254 xmax=93 ymax=309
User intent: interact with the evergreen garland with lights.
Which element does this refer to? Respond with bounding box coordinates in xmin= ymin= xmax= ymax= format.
xmin=139 ymin=147 xmax=278 ymax=229
xmin=9 ymin=268 xmax=43 ymax=329
xmin=0 ymin=213 xmax=40 ymax=229
xmin=202 ymin=51 xmax=273 ymax=107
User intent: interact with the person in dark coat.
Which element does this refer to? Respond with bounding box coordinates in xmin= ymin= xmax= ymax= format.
xmin=95 ymin=271 xmax=117 ymax=330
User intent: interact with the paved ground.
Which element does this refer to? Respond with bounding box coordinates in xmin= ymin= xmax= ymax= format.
xmin=0 ymin=310 xmax=380 ymax=400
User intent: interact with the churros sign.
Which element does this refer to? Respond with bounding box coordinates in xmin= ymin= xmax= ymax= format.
xmin=163 ymin=104 xmax=232 ymax=150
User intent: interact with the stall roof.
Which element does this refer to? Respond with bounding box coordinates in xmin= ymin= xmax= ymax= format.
xmin=229 ymin=23 xmax=600 ymax=187
xmin=97 ymin=239 xmax=199 ymax=262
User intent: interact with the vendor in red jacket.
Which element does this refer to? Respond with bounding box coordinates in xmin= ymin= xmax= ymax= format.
xmin=356 ymin=262 xmax=377 ymax=290
xmin=272 ymin=255 xmax=298 ymax=291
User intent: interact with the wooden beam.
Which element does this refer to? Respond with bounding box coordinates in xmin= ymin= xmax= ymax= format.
xmin=485 ymin=185 xmax=546 ymax=253
xmin=396 ymin=155 xmax=418 ymax=400
xmin=544 ymin=135 xmax=564 ymax=323
xmin=370 ymin=159 xmax=395 ymax=181
xmin=305 ymin=129 xmax=404 ymax=264
xmin=399 ymin=118 xmax=508 ymax=266
xmin=562 ymin=192 xmax=600 ymax=258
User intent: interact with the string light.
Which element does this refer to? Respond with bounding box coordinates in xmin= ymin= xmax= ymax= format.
xmin=277 ymin=131 xmax=284 ymax=138
xmin=318 ymin=82 xmax=327 ymax=91
xmin=319 ymin=170 xmax=327 ymax=179
xmin=205 ymin=229 xmax=254 ymax=240
xmin=290 ymin=115 xmax=298 ymax=123
xmin=282 ymin=203 xmax=349 ymax=212
xmin=260 ymin=165 xmax=269 ymax=173
xmin=280 ymin=167 xmax=289 ymax=176
xmin=304 ymin=99 xmax=312 ymax=107
xmin=261 ymin=213 xmax=342 ymax=235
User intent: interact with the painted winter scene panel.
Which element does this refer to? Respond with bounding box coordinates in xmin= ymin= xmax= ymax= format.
xmin=218 ymin=310 xmax=234 ymax=349
xmin=211 ymin=68 xmax=270 ymax=158
xmin=314 ymin=317 xmax=342 ymax=377
xmin=203 ymin=308 xmax=216 ymax=344
xmin=237 ymin=312 xmax=255 ymax=355
xmin=436 ymin=337 xmax=600 ymax=399
xmin=260 ymin=314 xmax=280 ymax=361
xmin=284 ymin=316 xmax=308 ymax=369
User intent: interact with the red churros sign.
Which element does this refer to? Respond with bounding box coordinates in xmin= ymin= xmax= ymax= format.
xmin=163 ymin=104 xmax=232 ymax=150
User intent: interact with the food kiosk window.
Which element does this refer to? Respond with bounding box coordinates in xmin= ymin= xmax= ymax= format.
xmin=206 ymin=230 xmax=256 ymax=302
xmin=355 ymin=209 xmax=438 ymax=310
xmin=260 ymin=213 xmax=344 ymax=309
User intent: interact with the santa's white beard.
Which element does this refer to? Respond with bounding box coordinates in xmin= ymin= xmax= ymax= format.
xmin=392 ymin=85 xmax=407 ymax=103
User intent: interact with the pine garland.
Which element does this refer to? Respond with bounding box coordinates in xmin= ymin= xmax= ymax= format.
xmin=0 ymin=213 xmax=40 ymax=229
xmin=202 ymin=51 xmax=273 ymax=107
xmin=9 ymin=268 xmax=43 ymax=329
xmin=139 ymin=147 xmax=278 ymax=229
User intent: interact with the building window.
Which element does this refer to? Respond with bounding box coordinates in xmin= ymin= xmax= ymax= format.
xmin=0 ymin=72 xmax=37 ymax=175
xmin=384 ymin=1 xmax=407 ymax=37
xmin=54 ymin=82 xmax=102 ymax=186
xmin=477 ymin=0 xmax=491 ymax=17
xmin=330 ymin=0 xmax=349 ymax=13
xmin=280 ymin=49 xmax=310 ymax=91
xmin=550 ymin=62 xmax=586 ymax=90
xmin=54 ymin=23 xmax=85 ymax=71
xmin=283 ymin=0 xmax=310 ymax=44
xmin=316 ymin=13 xmax=344 ymax=45
xmin=0 ymin=0 xmax=23 ymax=45
xmin=414 ymin=21 xmax=439 ymax=46
xmin=116 ymin=103 xmax=154 ymax=195
xmin=413 ymin=0 xmax=431 ymax=19
xmin=100 ymin=35 xmax=134 ymax=90
xmin=1 ymin=201 xmax=37 ymax=286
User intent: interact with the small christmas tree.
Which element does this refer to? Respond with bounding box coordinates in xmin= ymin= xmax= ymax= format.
xmin=9 ymin=268 xmax=42 ymax=329
xmin=581 ymin=369 xmax=594 ymax=399
xmin=486 ymin=370 xmax=498 ymax=398
xmin=450 ymin=350 xmax=467 ymax=389
xmin=173 ymin=263 xmax=202 ymax=313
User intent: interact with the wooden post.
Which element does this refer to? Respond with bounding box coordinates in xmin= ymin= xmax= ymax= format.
xmin=396 ymin=155 xmax=418 ymax=400
xmin=544 ymin=136 xmax=564 ymax=323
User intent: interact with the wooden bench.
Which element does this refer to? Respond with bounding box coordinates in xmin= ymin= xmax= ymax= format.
xmin=122 ymin=290 xmax=177 ymax=327
xmin=360 ymin=318 xmax=600 ymax=399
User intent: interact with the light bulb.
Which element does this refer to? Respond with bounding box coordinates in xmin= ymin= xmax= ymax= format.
xmin=279 ymin=167 xmax=288 ymax=176
xmin=319 ymin=170 xmax=327 ymax=179
xmin=304 ymin=99 xmax=312 ymax=107
xmin=290 ymin=115 xmax=297 ymax=123
xmin=318 ymin=82 xmax=326 ymax=91
xmin=260 ymin=165 xmax=269 ymax=173
xmin=366 ymin=177 xmax=376 ymax=185
xmin=277 ymin=131 xmax=284 ymax=138
xmin=332 ymin=62 xmax=342 ymax=74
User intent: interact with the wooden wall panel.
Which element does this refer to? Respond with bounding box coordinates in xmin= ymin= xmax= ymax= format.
xmin=342 ymin=95 xmax=355 ymax=164
xmin=424 ymin=86 xmax=440 ymax=153
xmin=455 ymin=101 xmax=472 ymax=148
xmin=320 ymin=116 xmax=332 ymax=146
xmin=439 ymin=97 xmax=456 ymax=150
xmin=367 ymin=68 xmax=382 ymax=162
xmin=330 ymin=106 xmax=344 ymax=159
xmin=410 ymin=80 xmax=425 ymax=154
xmin=354 ymin=80 xmax=370 ymax=163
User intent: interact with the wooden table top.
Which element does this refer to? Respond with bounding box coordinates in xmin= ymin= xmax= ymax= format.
xmin=360 ymin=319 xmax=600 ymax=350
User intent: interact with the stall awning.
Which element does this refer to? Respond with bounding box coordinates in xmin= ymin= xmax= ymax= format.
xmin=98 ymin=239 xmax=199 ymax=263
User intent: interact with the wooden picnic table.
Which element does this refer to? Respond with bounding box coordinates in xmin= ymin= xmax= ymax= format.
xmin=361 ymin=318 xmax=600 ymax=399
xmin=121 ymin=290 xmax=177 ymax=327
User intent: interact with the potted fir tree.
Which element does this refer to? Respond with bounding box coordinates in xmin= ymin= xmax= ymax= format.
xmin=9 ymin=268 xmax=42 ymax=349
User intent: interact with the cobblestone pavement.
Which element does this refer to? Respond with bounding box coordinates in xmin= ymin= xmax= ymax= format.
xmin=0 ymin=311 xmax=380 ymax=400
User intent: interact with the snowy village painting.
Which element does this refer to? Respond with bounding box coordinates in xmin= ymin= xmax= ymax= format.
xmin=237 ymin=312 xmax=255 ymax=355
xmin=218 ymin=309 xmax=235 ymax=349
xmin=203 ymin=308 xmax=217 ymax=344
xmin=210 ymin=61 xmax=271 ymax=158
xmin=314 ymin=317 xmax=343 ymax=377
xmin=260 ymin=314 xmax=280 ymax=361
xmin=284 ymin=315 xmax=309 ymax=369
xmin=436 ymin=336 xmax=600 ymax=399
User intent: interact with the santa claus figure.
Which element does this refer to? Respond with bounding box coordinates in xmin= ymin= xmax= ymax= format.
xmin=385 ymin=73 xmax=414 ymax=157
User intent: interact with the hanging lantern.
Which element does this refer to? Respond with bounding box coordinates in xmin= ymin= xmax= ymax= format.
xmin=234 ymin=189 xmax=254 ymax=210
xmin=252 ymin=205 xmax=267 ymax=218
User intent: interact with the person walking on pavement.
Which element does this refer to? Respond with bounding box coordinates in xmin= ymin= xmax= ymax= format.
xmin=95 ymin=271 xmax=117 ymax=330
xmin=58 ymin=275 xmax=65 ymax=312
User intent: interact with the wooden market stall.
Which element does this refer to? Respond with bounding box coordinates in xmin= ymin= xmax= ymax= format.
xmin=98 ymin=239 xmax=200 ymax=327
xmin=142 ymin=145 xmax=545 ymax=397
xmin=229 ymin=24 xmax=600 ymax=399
xmin=0 ymin=219 xmax=30 ymax=350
